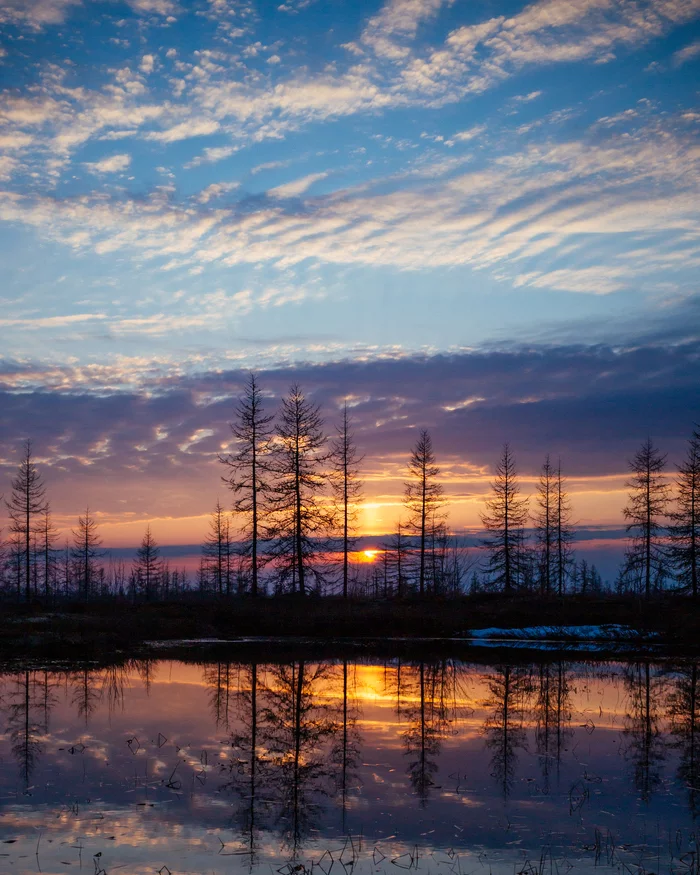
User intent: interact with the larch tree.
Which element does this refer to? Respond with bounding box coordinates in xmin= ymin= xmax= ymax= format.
xmin=481 ymin=444 xmax=529 ymax=594
xmin=330 ymin=403 xmax=364 ymax=599
xmin=134 ymin=524 xmax=162 ymax=602
xmin=554 ymin=460 xmax=575 ymax=597
xmin=404 ymin=430 xmax=445 ymax=597
xmin=669 ymin=426 xmax=700 ymax=599
xmin=623 ymin=438 xmax=670 ymax=599
xmin=71 ymin=508 xmax=103 ymax=602
xmin=532 ymin=456 xmax=556 ymax=596
xmin=38 ymin=507 xmax=59 ymax=602
xmin=268 ymin=384 xmax=333 ymax=596
xmin=202 ymin=499 xmax=233 ymax=596
xmin=220 ymin=373 xmax=274 ymax=598
xmin=5 ymin=440 xmax=47 ymax=602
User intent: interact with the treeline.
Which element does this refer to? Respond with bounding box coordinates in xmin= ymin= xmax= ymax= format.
xmin=1 ymin=374 xmax=698 ymax=602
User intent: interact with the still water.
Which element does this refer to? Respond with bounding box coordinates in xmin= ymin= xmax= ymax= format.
xmin=0 ymin=652 xmax=698 ymax=875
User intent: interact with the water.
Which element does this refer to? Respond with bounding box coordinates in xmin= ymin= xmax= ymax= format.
xmin=0 ymin=652 xmax=698 ymax=875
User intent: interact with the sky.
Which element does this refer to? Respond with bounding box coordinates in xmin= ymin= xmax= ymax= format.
xmin=0 ymin=0 xmax=699 ymax=558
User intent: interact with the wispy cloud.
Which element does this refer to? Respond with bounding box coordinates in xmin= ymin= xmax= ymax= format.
xmin=84 ymin=153 xmax=131 ymax=174
xmin=268 ymin=171 xmax=329 ymax=198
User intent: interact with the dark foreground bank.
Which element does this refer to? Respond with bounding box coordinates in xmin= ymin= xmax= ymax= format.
xmin=1 ymin=593 xmax=699 ymax=657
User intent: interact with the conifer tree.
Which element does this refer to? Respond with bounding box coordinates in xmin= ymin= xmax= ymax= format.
xmin=5 ymin=441 xmax=47 ymax=602
xmin=268 ymin=384 xmax=333 ymax=596
xmin=134 ymin=525 xmax=162 ymax=602
xmin=330 ymin=404 xmax=363 ymax=599
xmin=669 ymin=426 xmax=700 ymax=599
xmin=71 ymin=508 xmax=103 ymax=602
xmin=481 ymin=444 xmax=529 ymax=594
xmin=404 ymin=430 xmax=445 ymax=596
xmin=623 ymin=438 xmax=670 ymax=599
xmin=220 ymin=373 xmax=274 ymax=598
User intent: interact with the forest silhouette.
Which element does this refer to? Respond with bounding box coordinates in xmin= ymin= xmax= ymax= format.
xmin=1 ymin=373 xmax=698 ymax=606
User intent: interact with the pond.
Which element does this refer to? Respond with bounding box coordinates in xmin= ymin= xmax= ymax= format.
xmin=0 ymin=652 xmax=697 ymax=875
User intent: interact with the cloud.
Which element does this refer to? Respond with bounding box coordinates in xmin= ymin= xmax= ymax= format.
xmin=83 ymin=153 xmax=131 ymax=174
xmin=140 ymin=54 xmax=156 ymax=74
xmin=0 ymin=0 xmax=81 ymax=29
xmin=268 ymin=171 xmax=329 ymax=198
xmin=184 ymin=144 xmax=240 ymax=168
xmin=451 ymin=124 xmax=486 ymax=142
xmin=197 ymin=181 xmax=240 ymax=203
xmin=673 ymin=39 xmax=700 ymax=65
xmin=146 ymin=119 xmax=220 ymax=143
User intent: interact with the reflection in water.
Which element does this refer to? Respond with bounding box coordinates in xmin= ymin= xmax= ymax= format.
xmin=533 ymin=661 xmax=572 ymax=793
xmin=482 ymin=664 xmax=530 ymax=799
xmin=667 ymin=663 xmax=700 ymax=817
xmin=0 ymin=655 xmax=699 ymax=873
xmin=623 ymin=661 xmax=665 ymax=802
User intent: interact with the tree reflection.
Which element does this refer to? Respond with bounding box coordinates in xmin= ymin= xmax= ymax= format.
xmin=330 ymin=660 xmax=361 ymax=828
xmin=223 ymin=663 xmax=270 ymax=864
xmin=205 ymin=660 xmax=234 ymax=729
xmin=623 ymin=661 xmax=665 ymax=803
xmin=400 ymin=661 xmax=456 ymax=806
xmin=533 ymin=662 xmax=572 ymax=793
xmin=667 ymin=662 xmax=700 ymax=817
xmin=482 ymin=665 xmax=529 ymax=800
xmin=260 ymin=661 xmax=339 ymax=856
xmin=71 ymin=664 xmax=102 ymax=725
xmin=6 ymin=671 xmax=46 ymax=789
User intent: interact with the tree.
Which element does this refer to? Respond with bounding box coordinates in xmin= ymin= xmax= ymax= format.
xmin=71 ymin=507 xmax=103 ymax=602
xmin=481 ymin=444 xmax=529 ymax=594
xmin=202 ymin=499 xmax=233 ymax=596
xmin=134 ymin=524 xmax=162 ymax=601
xmin=268 ymin=385 xmax=333 ymax=596
xmin=5 ymin=440 xmax=47 ymax=602
xmin=330 ymin=404 xmax=364 ymax=599
xmin=623 ymin=438 xmax=670 ymax=599
xmin=532 ymin=454 xmax=557 ymax=595
xmin=220 ymin=373 xmax=274 ymax=598
xmin=404 ymin=430 xmax=445 ymax=596
xmin=554 ymin=459 xmax=575 ymax=597
xmin=669 ymin=426 xmax=700 ymax=599
xmin=37 ymin=507 xmax=59 ymax=602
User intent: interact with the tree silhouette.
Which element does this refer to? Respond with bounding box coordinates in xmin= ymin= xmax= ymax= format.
xmin=133 ymin=525 xmax=162 ymax=601
xmin=220 ymin=373 xmax=274 ymax=598
xmin=268 ymin=385 xmax=333 ymax=596
xmin=5 ymin=440 xmax=47 ymax=602
xmin=202 ymin=500 xmax=233 ymax=596
xmin=623 ymin=438 xmax=670 ymax=598
xmin=330 ymin=404 xmax=364 ymax=598
xmin=669 ymin=426 xmax=700 ymax=599
xmin=481 ymin=445 xmax=529 ymax=593
xmin=71 ymin=507 xmax=103 ymax=602
xmin=404 ymin=430 xmax=445 ymax=596
xmin=6 ymin=670 xmax=45 ymax=789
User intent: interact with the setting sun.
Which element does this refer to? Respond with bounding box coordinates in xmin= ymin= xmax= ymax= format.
xmin=360 ymin=549 xmax=381 ymax=563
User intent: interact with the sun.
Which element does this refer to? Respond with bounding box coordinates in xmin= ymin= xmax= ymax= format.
xmin=360 ymin=549 xmax=380 ymax=562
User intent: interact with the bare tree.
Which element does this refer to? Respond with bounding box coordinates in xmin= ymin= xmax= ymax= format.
xmin=623 ymin=438 xmax=670 ymax=599
xmin=134 ymin=524 xmax=162 ymax=601
xmin=481 ymin=444 xmax=529 ymax=594
xmin=669 ymin=426 xmax=700 ymax=599
xmin=330 ymin=403 xmax=364 ymax=598
xmin=404 ymin=430 xmax=445 ymax=597
xmin=202 ymin=499 xmax=233 ymax=596
xmin=37 ymin=507 xmax=59 ymax=602
xmin=220 ymin=373 xmax=274 ymax=598
xmin=532 ymin=456 xmax=556 ymax=595
xmin=71 ymin=507 xmax=103 ymax=602
xmin=5 ymin=440 xmax=47 ymax=602
xmin=554 ymin=460 xmax=575 ymax=596
xmin=268 ymin=385 xmax=333 ymax=596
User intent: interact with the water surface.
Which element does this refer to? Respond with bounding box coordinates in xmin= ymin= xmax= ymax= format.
xmin=0 ymin=653 xmax=698 ymax=875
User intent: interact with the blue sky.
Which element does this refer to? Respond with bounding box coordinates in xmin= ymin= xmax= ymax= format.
xmin=0 ymin=0 xmax=699 ymax=546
